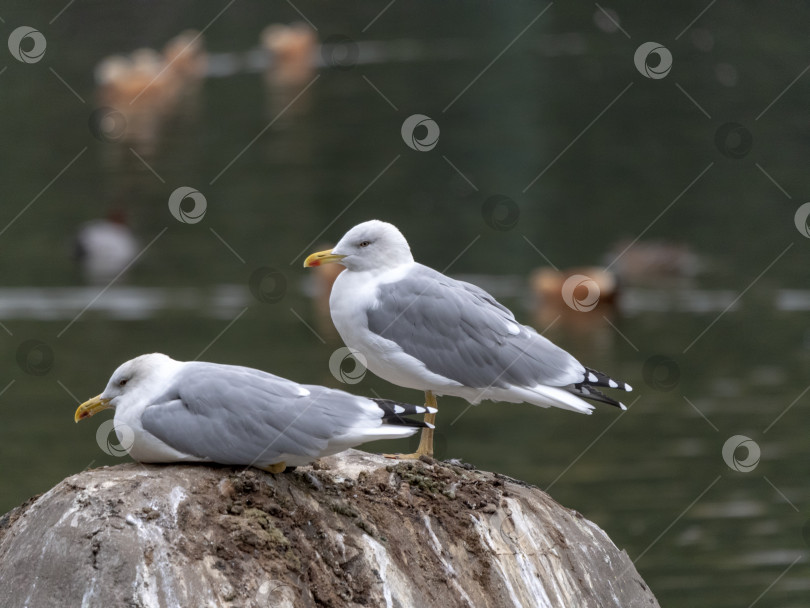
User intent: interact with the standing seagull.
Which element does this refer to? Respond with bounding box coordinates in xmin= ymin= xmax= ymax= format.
xmin=304 ymin=220 xmax=632 ymax=459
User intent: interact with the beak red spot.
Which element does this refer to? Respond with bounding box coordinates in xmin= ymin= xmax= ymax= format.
xmin=310 ymin=260 xmax=321 ymax=266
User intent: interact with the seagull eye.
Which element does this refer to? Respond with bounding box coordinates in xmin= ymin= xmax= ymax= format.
xmin=358 ymin=240 xmax=371 ymax=248
xmin=118 ymin=378 xmax=128 ymax=387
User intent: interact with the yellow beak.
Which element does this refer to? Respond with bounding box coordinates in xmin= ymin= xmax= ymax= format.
xmin=74 ymin=394 xmax=112 ymax=423
xmin=303 ymin=249 xmax=346 ymax=268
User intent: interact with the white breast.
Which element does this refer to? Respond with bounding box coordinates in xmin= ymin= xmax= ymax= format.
xmin=115 ymin=404 xmax=206 ymax=464
xmin=329 ymin=266 xmax=464 ymax=393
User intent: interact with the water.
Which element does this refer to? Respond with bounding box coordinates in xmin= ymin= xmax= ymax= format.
xmin=1 ymin=2 xmax=809 ymax=607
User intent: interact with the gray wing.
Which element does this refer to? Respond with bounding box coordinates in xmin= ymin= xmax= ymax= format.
xmin=366 ymin=264 xmax=584 ymax=388
xmin=141 ymin=362 xmax=374 ymax=464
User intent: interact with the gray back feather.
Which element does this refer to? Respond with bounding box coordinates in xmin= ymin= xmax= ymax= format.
xmin=141 ymin=362 xmax=375 ymax=465
xmin=365 ymin=264 xmax=583 ymax=388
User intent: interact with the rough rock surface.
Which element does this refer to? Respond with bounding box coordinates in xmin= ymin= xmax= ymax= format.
xmin=0 ymin=450 xmax=659 ymax=608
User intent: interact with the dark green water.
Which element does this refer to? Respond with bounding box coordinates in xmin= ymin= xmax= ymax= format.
xmin=1 ymin=2 xmax=809 ymax=607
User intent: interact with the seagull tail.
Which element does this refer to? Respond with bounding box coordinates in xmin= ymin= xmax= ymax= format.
xmin=503 ymin=384 xmax=595 ymax=414
xmin=565 ymin=385 xmax=627 ymax=411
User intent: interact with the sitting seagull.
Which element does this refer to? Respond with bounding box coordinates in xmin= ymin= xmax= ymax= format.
xmin=304 ymin=220 xmax=632 ymax=459
xmin=74 ymin=353 xmax=433 ymax=472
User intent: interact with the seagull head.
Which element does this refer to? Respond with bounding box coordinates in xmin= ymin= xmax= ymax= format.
xmin=74 ymin=353 xmax=178 ymax=422
xmin=304 ymin=220 xmax=414 ymax=272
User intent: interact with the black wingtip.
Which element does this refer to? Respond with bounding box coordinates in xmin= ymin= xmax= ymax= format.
xmin=382 ymin=417 xmax=433 ymax=428
xmin=578 ymin=367 xmax=632 ymax=393
xmin=370 ymin=398 xmax=433 ymax=428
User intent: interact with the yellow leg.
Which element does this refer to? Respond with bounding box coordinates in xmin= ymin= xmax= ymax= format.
xmin=384 ymin=391 xmax=437 ymax=460
xmin=261 ymin=462 xmax=287 ymax=474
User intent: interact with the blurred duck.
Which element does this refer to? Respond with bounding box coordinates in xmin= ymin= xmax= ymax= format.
xmin=605 ymin=239 xmax=700 ymax=284
xmin=531 ymin=267 xmax=618 ymax=310
xmin=261 ymin=23 xmax=317 ymax=87
xmin=261 ymin=23 xmax=317 ymax=122
xmin=74 ymin=209 xmax=138 ymax=284
xmin=162 ymin=30 xmax=207 ymax=83
xmin=94 ymin=31 xmax=206 ymax=154
xmin=530 ymin=267 xmax=619 ymax=352
xmin=95 ymin=49 xmax=163 ymax=108
xmin=306 ymin=243 xmax=345 ymax=339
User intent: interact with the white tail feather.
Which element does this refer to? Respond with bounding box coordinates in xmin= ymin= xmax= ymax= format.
xmin=493 ymin=384 xmax=595 ymax=414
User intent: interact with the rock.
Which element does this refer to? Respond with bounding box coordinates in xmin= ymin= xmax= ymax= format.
xmin=0 ymin=450 xmax=659 ymax=608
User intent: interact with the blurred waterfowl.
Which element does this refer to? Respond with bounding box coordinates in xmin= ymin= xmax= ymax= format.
xmin=304 ymin=242 xmax=345 ymax=338
xmin=261 ymin=23 xmax=317 ymax=121
xmin=95 ymin=33 xmax=206 ymax=110
xmin=261 ymin=23 xmax=318 ymax=87
xmin=529 ymin=266 xmax=619 ymax=341
xmin=162 ymin=30 xmax=208 ymax=83
xmin=530 ymin=267 xmax=618 ymax=310
xmin=94 ymin=30 xmax=207 ymax=154
xmin=605 ymin=239 xmax=701 ymax=284
xmin=95 ymin=50 xmax=162 ymax=106
xmin=74 ymin=208 xmax=138 ymax=284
